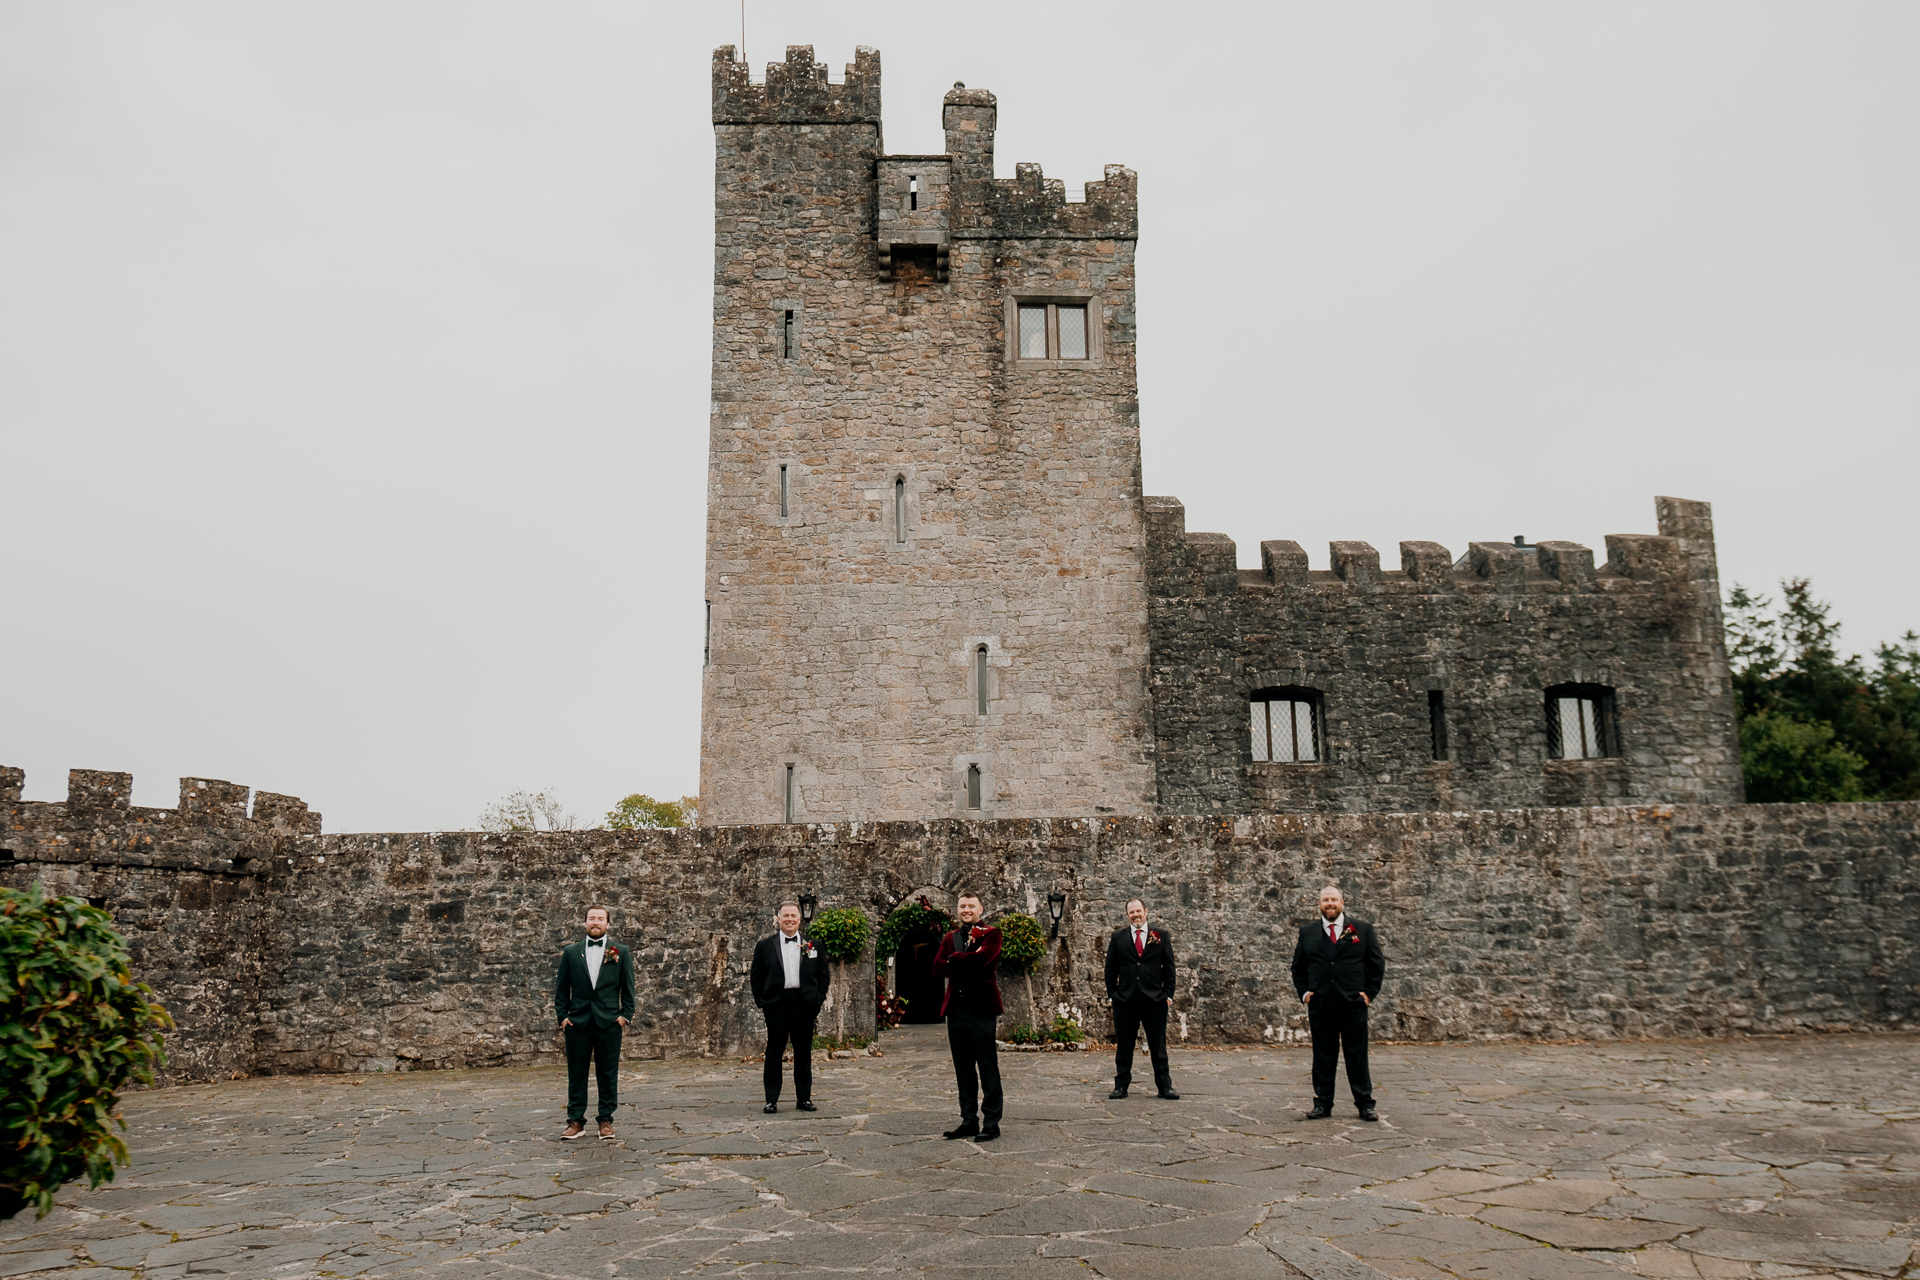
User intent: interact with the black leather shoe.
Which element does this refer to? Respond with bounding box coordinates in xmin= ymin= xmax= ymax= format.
xmin=1306 ymin=1104 xmax=1333 ymax=1119
xmin=976 ymin=1125 xmax=1000 ymax=1142
xmin=942 ymin=1121 xmax=980 ymax=1140
xmin=1158 ymin=1089 xmax=1181 ymax=1100
xmin=795 ymin=1100 xmax=817 ymax=1111
xmin=1357 ymin=1106 xmax=1378 ymax=1121
xmin=1107 ymin=1088 xmax=1128 ymax=1100
xmin=763 ymin=1102 xmax=778 ymax=1114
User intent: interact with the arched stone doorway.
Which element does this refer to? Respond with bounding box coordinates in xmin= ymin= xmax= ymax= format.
xmin=878 ymin=891 xmax=954 ymax=1026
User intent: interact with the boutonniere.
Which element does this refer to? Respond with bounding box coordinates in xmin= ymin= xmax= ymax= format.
xmin=606 ymin=946 xmax=620 ymax=963
xmin=969 ymin=925 xmax=988 ymax=941
xmin=1147 ymin=930 xmax=1162 ymax=946
xmin=805 ymin=943 xmax=818 ymax=960
xmin=1341 ymin=926 xmax=1357 ymax=942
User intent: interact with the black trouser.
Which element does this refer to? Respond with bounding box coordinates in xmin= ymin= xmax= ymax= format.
xmin=1308 ymin=994 xmax=1373 ymax=1109
xmin=946 ymin=1006 xmax=1003 ymax=1125
xmin=564 ymin=1019 xmax=623 ymax=1122
xmin=762 ymin=990 xmax=817 ymax=1104
xmin=1113 ymin=997 xmax=1172 ymax=1093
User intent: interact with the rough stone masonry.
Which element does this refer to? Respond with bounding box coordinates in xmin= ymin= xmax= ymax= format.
xmin=697 ymin=45 xmax=1744 ymax=827
xmin=3 ymin=767 xmax=1913 ymax=1081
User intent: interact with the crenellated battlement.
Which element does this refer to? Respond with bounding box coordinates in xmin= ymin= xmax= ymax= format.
xmin=1144 ymin=495 xmax=1715 ymax=598
xmin=712 ymin=45 xmax=882 ymax=126
xmin=0 ymin=766 xmax=321 ymax=874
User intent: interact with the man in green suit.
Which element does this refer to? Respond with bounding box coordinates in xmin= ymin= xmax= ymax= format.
xmin=553 ymin=905 xmax=636 ymax=1139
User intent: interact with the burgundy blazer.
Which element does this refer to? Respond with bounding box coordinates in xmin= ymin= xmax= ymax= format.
xmin=932 ymin=924 xmax=1004 ymax=1017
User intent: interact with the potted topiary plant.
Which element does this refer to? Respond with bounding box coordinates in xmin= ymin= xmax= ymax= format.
xmin=993 ymin=911 xmax=1047 ymax=1028
xmin=806 ymin=906 xmax=871 ymax=1041
xmin=1 ymin=884 xmax=171 ymax=1220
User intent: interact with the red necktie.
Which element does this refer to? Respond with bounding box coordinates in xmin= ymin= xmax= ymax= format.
xmin=1328 ymin=923 xmax=1338 ymax=944
xmin=1134 ymin=929 xmax=1144 ymax=956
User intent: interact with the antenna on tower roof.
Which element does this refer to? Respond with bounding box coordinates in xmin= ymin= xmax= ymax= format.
xmin=740 ymin=1 xmax=747 ymax=75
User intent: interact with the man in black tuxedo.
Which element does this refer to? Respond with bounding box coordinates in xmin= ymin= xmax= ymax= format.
xmin=553 ymin=905 xmax=636 ymax=1140
xmin=931 ymin=892 xmax=1004 ymax=1142
xmin=1104 ymin=897 xmax=1179 ymax=1100
xmin=749 ymin=901 xmax=831 ymax=1113
xmin=1290 ymin=884 xmax=1385 ymax=1121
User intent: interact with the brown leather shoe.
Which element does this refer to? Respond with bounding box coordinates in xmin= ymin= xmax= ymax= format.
xmin=597 ymin=1119 xmax=615 ymax=1141
xmin=561 ymin=1120 xmax=588 ymax=1140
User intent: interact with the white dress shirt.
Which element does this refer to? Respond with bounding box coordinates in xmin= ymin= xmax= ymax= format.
xmin=1132 ymin=924 xmax=1147 ymax=953
xmin=584 ymin=936 xmax=606 ymax=987
xmin=780 ymin=931 xmax=802 ymax=988
xmin=1324 ymin=913 xmax=1346 ymax=943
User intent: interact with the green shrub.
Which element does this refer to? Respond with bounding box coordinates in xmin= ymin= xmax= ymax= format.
xmin=1738 ymin=710 xmax=1870 ymax=803
xmin=995 ymin=912 xmax=1046 ymax=975
xmin=1 ymin=884 xmax=171 ymax=1221
xmin=811 ymin=1033 xmax=874 ymax=1051
xmin=1002 ymin=1022 xmax=1048 ymax=1046
xmin=807 ymin=907 xmax=871 ymax=963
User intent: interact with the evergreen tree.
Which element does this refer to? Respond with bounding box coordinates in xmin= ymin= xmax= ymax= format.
xmin=1725 ymin=580 xmax=1920 ymax=801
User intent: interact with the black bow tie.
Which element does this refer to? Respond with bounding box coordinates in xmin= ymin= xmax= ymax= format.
xmin=785 ymin=935 xmax=799 ymax=944
xmin=587 ymin=938 xmax=604 ymax=947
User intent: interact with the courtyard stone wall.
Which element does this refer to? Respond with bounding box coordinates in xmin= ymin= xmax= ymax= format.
xmin=6 ymin=766 xmax=1913 ymax=1081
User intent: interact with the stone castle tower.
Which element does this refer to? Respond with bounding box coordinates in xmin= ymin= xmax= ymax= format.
xmin=699 ymin=47 xmax=1158 ymax=825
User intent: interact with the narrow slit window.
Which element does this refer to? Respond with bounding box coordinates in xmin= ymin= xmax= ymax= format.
xmin=704 ymin=600 xmax=711 ymax=668
xmin=966 ymin=763 xmax=982 ymax=810
xmin=782 ymin=309 xmax=795 ymax=359
xmin=893 ymin=476 xmax=906 ymax=543
xmin=1057 ymin=305 xmax=1088 ymax=359
xmin=1249 ymin=688 xmax=1321 ymax=763
xmin=908 ymin=175 xmax=918 ymax=211
xmin=778 ymin=464 xmax=789 ymax=518
xmin=1428 ymin=690 xmax=1448 ymax=761
xmin=783 ymin=764 xmax=795 ymax=823
xmin=976 ymin=646 xmax=989 ymax=715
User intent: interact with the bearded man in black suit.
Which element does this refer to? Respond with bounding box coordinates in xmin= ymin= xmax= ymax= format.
xmin=749 ymin=901 xmax=831 ymax=1113
xmin=1104 ymin=897 xmax=1179 ymax=1100
xmin=1290 ymin=884 xmax=1386 ymax=1121
xmin=553 ymin=905 xmax=636 ymax=1140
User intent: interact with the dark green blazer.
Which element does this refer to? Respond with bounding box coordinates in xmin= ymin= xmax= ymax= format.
xmin=553 ymin=936 xmax=636 ymax=1028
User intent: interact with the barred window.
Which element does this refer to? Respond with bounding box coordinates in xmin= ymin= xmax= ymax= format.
xmin=1250 ymin=688 xmax=1322 ymax=763
xmin=1545 ymin=684 xmax=1615 ymax=759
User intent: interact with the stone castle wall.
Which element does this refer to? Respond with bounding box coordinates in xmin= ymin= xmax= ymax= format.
xmin=1145 ymin=495 xmax=1746 ymax=815
xmin=699 ymin=46 xmax=1157 ymax=826
xmin=0 ymin=766 xmax=318 ymax=1081
xmin=7 ymin=767 xmax=1913 ymax=1081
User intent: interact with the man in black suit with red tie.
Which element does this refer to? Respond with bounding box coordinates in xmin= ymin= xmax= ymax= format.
xmin=931 ymin=892 xmax=1004 ymax=1142
xmin=1104 ymin=897 xmax=1179 ymax=1100
xmin=1290 ymin=884 xmax=1385 ymax=1121
xmin=749 ymin=901 xmax=832 ymax=1113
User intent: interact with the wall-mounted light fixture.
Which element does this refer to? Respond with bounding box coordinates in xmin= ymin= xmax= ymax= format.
xmin=798 ymin=894 xmax=818 ymax=928
xmin=1046 ymin=891 xmax=1067 ymax=939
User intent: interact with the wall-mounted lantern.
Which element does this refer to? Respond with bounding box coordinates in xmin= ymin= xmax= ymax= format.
xmin=798 ymin=894 xmax=818 ymax=928
xmin=1046 ymin=891 xmax=1067 ymax=939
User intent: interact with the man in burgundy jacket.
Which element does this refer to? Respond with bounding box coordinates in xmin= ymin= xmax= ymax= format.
xmin=931 ymin=891 xmax=1004 ymax=1141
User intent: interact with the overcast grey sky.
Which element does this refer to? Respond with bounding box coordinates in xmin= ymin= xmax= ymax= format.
xmin=4 ymin=3 xmax=1915 ymax=833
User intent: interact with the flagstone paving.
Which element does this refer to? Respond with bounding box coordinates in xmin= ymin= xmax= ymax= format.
xmin=3 ymin=1028 xmax=1917 ymax=1279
